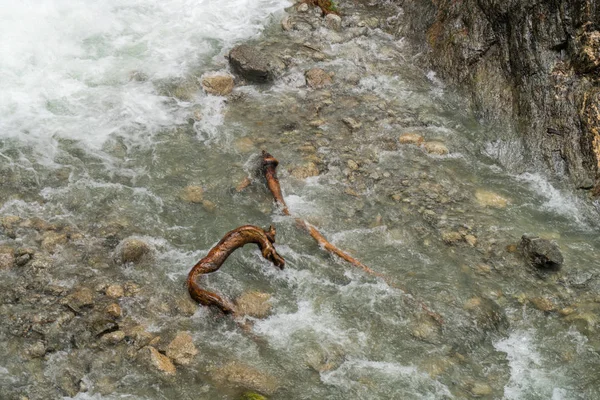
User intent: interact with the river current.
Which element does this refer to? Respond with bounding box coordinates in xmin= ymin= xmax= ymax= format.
xmin=1 ymin=1 xmax=599 ymax=399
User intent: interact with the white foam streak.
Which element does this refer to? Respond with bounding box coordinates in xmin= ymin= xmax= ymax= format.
xmin=494 ymin=330 xmax=572 ymax=400
xmin=516 ymin=172 xmax=586 ymax=224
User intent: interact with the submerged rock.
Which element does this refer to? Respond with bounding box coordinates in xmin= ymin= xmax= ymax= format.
xmin=120 ymin=239 xmax=151 ymax=263
xmin=180 ymin=185 xmax=204 ymax=203
xmin=140 ymin=346 xmax=177 ymax=375
xmin=212 ymin=362 xmax=279 ymax=395
xmin=423 ymin=141 xmax=449 ymax=155
xmin=325 ymin=14 xmax=342 ymax=31
xmin=201 ymin=73 xmax=234 ymax=96
xmin=229 ymin=44 xmax=283 ymax=83
xmin=0 ymin=247 xmax=15 ymax=269
xmin=305 ymin=68 xmax=333 ymax=89
xmin=290 ymin=162 xmax=320 ymax=179
xmin=166 ymin=332 xmax=198 ymax=366
xmin=235 ymin=291 xmax=272 ymax=318
xmin=520 ymin=235 xmax=564 ymax=269
xmin=41 ymin=231 xmax=68 ymax=252
xmin=399 ymin=133 xmax=424 ymax=145
xmin=475 ymin=190 xmax=509 ymax=208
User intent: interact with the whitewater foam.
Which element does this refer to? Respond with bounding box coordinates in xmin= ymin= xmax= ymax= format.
xmin=0 ymin=0 xmax=290 ymax=159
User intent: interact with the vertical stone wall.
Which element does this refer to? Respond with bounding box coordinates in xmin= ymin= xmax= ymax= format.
xmin=398 ymin=0 xmax=600 ymax=191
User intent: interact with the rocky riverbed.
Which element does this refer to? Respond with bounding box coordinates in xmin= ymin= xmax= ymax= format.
xmin=1 ymin=1 xmax=600 ymax=399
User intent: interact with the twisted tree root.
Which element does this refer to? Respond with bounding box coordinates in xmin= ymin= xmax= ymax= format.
xmin=187 ymin=225 xmax=285 ymax=314
xmin=261 ymin=151 xmax=443 ymax=325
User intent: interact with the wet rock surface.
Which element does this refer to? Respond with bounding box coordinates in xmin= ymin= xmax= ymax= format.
xmin=229 ymin=44 xmax=285 ymax=83
xmin=396 ymin=0 xmax=600 ymax=191
xmin=520 ymin=235 xmax=564 ymax=269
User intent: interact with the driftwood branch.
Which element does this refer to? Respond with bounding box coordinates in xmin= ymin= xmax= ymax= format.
xmin=187 ymin=225 xmax=285 ymax=314
xmin=261 ymin=151 xmax=443 ymax=325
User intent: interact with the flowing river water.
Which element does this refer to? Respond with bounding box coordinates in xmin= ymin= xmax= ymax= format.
xmin=1 ymin=1 xmax=599 ymax=399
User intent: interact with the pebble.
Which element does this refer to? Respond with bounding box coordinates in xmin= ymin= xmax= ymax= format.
xmin=120 ymin=239 xmax=150 ymax=263
xmin=464 ymin=234 xmax=478 ymax=246
xmin=464 ymin=297 xmax=482 ymax=310
xmin=423 ymin=141 xmax=449 ymax=155
xmin=166 ymin=332 xmax=198 ymax=365
xmin=442 ymin=231 xmax=463 ymax=245
xmin=65 ymin=287 xmax=94 ymax=310
xmin=105 ymin=303 xmax=122 ymax=318
xmin=305 ymin=68 xmax=333 ymax=89
xmin=105 ymin=284 xmax=125 ymax=299
xmin=212 ymin=362 xmax=279 ymax=395
xmin=202 ymin=200 xmax=217 ymax=212
xmin=325 ymin=14 xmax=342 ymax=31
xmin=290 ymin=162 xmax=320 ymax=179
xmin=141 ymin=346 xmax=176 ymax=375
xmin=342 ymin=117 xmax=362 ymax=130
xmin=102 ymin=330 xmax=126 ymax=344
xmin=297 ymin=2 xmax=309 ymax=12
xmin=530 ymin=297 xmax=556 ymax=312
xmin=235 ymin=291 xmax=273 ymax=318
xmin=469 ymin=382 xmax=493 ymax=396
xmin=180 ymin=185 xmax=204 ymax=203
xmin=234 ymin=137 xmax=255 ymax=153
xmin=41 ymin=231 xmax=68 ymax=252
xmin=399 ymin=133 xmax=424 ymax=145
xmin=475 ymin=190 xmax=509 ymax=208
xmin=201 ymin=73 xmax=234 ymax=96
xmin=347 ymin=160 xmax=359 ymax=171
xmin=0 ymin=248 xmax=15 ymax=269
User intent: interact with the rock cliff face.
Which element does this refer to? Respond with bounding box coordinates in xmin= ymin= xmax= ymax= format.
xmin=397 ymin=0 xmax=600 ymax=191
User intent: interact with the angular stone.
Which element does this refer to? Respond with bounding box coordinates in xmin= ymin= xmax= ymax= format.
xmin=229 ymin=44 xmax=283 ymax=83
xmin=305 ymin=68 xmax=333 ymax=89
xmin=166 ymin=332 xmax=198 ymax=365
xmin=342 ymin=117 xmax=362 ymax=130
xmin=212 ymin=362 xmax=278 ymax=395
xmin=325 ymin=14 xmax=342 ymax=31
xmin=105 ymin=303 xmax=122 ymax=318
xmin=201 ymin=74 xmax=234 ymax=96
xmin=41 ymin=231 xmax=68 ymax=252
xmin=180 ymin=185 xmax=204 ymax=203
xmin=520 ymin=235 xmax=564 ymax=269
xmin=65 ymin=287 xmax=94 ymax=310
xmin=530 ymin=297 xmax=556 ymax=312
xmin=235 ymin=291 xmax=272 ymax=318
xmin=105 ymin=284 xmax=125 ymax=299
xmin=101 ymin=330 xmax=126 ymax=344
xmin=141 ymin=346 xmax=176 ymax=375
xmin=399 ymin=133 xmax=424 ymax=145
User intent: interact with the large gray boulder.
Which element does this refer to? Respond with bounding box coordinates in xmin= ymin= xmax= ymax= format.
xmin=228 ymin=44 xmax=284 ymax=83
xmin=520 ymin=235 xmax=564 ymax=270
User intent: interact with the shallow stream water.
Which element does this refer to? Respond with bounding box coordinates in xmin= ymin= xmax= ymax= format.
xmin=1 ymin=1 xmax=599 ymax=399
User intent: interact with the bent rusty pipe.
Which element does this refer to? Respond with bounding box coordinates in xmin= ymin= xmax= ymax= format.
xmin=187 ymin=225 xmax=285 ymax=314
